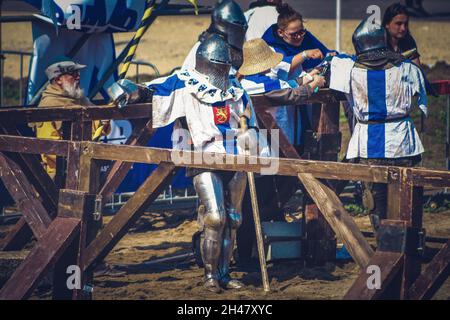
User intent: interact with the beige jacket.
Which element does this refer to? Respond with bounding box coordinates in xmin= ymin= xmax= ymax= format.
xmin=33 ymin=83 xmax=108 ymax=178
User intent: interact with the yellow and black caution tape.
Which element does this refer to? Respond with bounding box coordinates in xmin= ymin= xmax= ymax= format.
xmin=186 ymin=0 xmax=199 ymax=15
xmin=94 ymin=0 xmax=199 ymax=141
xmin=118 ymin=0 xmax=157 ymax=80
xmin=94 ymin=0 xmax=156 ymax=141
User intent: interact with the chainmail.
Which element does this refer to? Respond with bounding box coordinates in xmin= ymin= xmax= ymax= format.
xmin=356 ymin=48 xmax=406 ymax=69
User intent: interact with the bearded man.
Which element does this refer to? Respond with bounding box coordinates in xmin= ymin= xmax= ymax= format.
xmin=34 ymin=56 xmax=109 ymax=179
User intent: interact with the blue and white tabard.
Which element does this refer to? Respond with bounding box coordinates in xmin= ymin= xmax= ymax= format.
xmin=240 ymin=72 xmax=300 ymax=145
xmin=329 ymin=55 xmax=428 ymax=159
xmin=147 ymin=69 xmax=269 ymax=156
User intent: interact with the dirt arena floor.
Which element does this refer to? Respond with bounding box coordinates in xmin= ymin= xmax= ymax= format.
xmin=1 ymin=207 xmax=446 ymax=300
xmin=87 ymin=210 xmax=450 ymax=300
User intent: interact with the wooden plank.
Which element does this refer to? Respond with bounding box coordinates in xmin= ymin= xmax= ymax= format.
xmin=4 ymin=136 xmax=446 ymax=188
xmin=66 ymin=116 xmax=92 ymax=190
xmin=317 ymin=101 xmax=340 ymax=136
xmin=399 ymin=169 xmax=423 ymax=228
xmin=99 ymin=119 xmax=155 ymax=199
xmin=0 ymin=126 xmax=59 ymax=212
xmin=0 ymin=152 xmax=52 ymax=239
xmin=11 ymin=153 xmax=59 ymax=213
xmin=304 ymin=202 xmax=336 ymax=266
xmin=90 ymin=143 xmax=449 ymax=188
xmin=78 ymin=155 xmax=101 ymax=194
xmin=0 ymin=107 xmax=82 ymax=124
xmin=0 ymin=135 xmax=69 ymax=156
xmin=0 ymin=218 xmax=33 ymax=251
xmin=409 ymin=240 xmax=450 ymax=300
xmin=0 ymin=136 xmax=402 ymax=184
xmin=73 ymin=155 xmax=102 ymax=300
xmin=53 ymin=190 xmax=95 ymax=300
xmin=0 ymin=217 xmax=80 ymax=300
xmin=65 ymin=142 xmax=82 ymax=190
xmin=387 ymin=168 xmax=423 ymax=299
xmin=303 ymin=101 xmax=339 ymax=265
xmin=255 ymin=107 xmax=300 ymax=159
xmin=83 ymin=163 xmax=175 ymax=271
xmin=298 ymin=173 xmax=374 ymax=268
xmin=0 ymin=124 xmax=58 ymax=252
xmin=70 ymin=120 xmax=92 ymax=142
xmin=344 ymin=251 xmax=404 ymax=300
xmin=411 ymin=168 xmax=450 ymax=188
xmin=0 ymin=104 xmax=151 ymax=124
xmin=85 ymin=142 xmax=391 ymax=183
xmin=81 ymin=104 xmax=152 ymax=121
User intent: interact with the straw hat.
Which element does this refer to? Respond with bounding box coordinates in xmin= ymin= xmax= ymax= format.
xmin=238 ymin=39 xmax=283 ymax=76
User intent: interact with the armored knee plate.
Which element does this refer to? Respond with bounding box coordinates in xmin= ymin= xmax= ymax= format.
xmin=225 ymin=172 xmax=247 ymax=230
xmin=194 ymin=172 xmax=226 ymax=231
xmin=193 ymin=172 xmax=227 ymax=281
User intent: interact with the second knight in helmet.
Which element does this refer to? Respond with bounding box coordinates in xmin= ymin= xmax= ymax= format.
xmin=182 ymin=0 xmax=248 ymax=71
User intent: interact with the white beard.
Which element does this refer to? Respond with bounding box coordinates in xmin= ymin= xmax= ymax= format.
xmin=62 ymin=80 xmax=84 ymax=99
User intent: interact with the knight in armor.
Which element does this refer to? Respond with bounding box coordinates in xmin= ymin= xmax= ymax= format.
xmin=182 ymin=0 xmax=248 ymax=71
xmin=329 ymin=18 xmax=428 ymax=233
xmin=187 ymin=35 xmax=249 ymax=293
xmin=109 ymin=35 xmax=264 ymax=293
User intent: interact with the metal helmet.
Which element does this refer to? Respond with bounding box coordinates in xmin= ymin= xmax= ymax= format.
xmin=352 ymin=17 xmax=388 ymax=55
xmin=211 ymin=0 xmax=248 ymax=51
xmin=195 ymin=34 xmax=232 ymax=91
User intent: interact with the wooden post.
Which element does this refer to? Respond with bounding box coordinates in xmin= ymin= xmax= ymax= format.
xmin=303 ymin=101 xmax=340 ymax=265
xmin=65 ymin=142 xmax=82 ymax=190
xmin=73 ymin=150 xmax=102 ymax=299
xmin=303 ymin=204 xmax=337 ymax=266
xmin=52 ymin=190 xmax=95 ymax=300
xmin=385 ymin=168 xmax=424 ymax=299
xmin=53 ymin=132 xmax=100 ymax=300
xmin=299 ymin=173 xmax=373 ymax=269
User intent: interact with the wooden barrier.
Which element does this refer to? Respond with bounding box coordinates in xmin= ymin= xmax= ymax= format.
xmin=0 ymin=89 xmax=449 ymax=300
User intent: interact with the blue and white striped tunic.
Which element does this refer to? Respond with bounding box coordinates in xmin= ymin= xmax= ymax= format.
xmin=329 ymin=55 xmax=428 ymax=159
xmin=240 ymin=72 xmax=300 ymax=145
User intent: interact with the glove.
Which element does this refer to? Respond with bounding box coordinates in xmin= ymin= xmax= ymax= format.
xmin=236 ymin=127 xmax=259 ymax=156
xmin=107 ymin=79 xmax=152 ymax=108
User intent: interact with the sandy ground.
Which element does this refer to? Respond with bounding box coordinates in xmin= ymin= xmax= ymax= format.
xmin=87 ymin=210 xmax=449 ymax=299
xmin=4 ymin=207 xmax=443 ymax=300
xmin=1 ymin=17 xmax=450 ymax=80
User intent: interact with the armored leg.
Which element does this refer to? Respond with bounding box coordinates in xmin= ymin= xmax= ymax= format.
xmin=193 ymin=172 xmax=226 ymax=293
xmin=219 ymin=172 xmax=247 ymax=289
